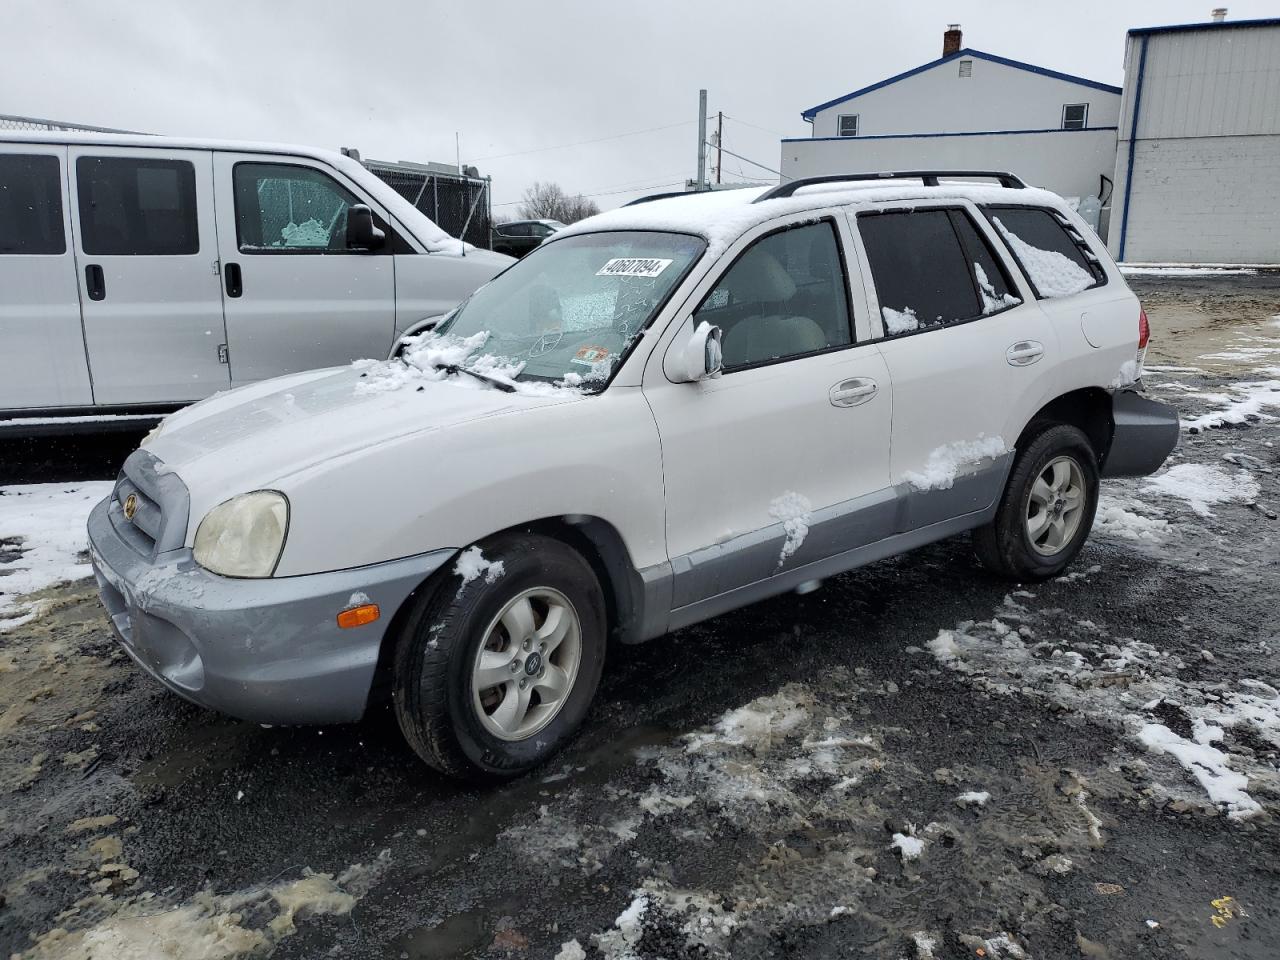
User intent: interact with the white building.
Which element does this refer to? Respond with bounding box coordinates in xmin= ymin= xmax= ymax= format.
xmin=781 ymin=27 xmax=1122 ymax=220
xmin=1109 ymin=16 xmax=1280 ymax=264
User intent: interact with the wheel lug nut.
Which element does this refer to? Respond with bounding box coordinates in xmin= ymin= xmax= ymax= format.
xmin=519 ymin=678 xmax=528 ymax=689
xmin=523 ymin=639 xmax=531 ymax=650
xmin=510 ymin=662 xmax=520 ymax=673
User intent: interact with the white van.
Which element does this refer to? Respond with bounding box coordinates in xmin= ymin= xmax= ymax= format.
xmin=0 ymin=133 xmax=511 ymax=433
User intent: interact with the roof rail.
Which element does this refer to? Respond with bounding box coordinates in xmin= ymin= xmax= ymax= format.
xmin=622 ymin=190 xmax=698 ymax=207
xmin=753 ymin=170 xmax=1025 ymax=204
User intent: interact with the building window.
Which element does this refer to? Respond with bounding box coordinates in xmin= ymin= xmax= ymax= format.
xmin=838 ymin=114 xmax=859 ymax=137
xmin=1061 ymin=103 xmax=1088 ymax=130
xmin=958 ymin=59 xmax=973 ymax=78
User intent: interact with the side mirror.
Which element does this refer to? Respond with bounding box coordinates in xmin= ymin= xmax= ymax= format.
xmin=671 ymin=321 xmax=724 ymax=382
xmin=346 ymin=204 xmax=386 ymax=251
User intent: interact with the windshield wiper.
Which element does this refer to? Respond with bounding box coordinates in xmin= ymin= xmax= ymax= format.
xmin=430 ymin=362 xmax=517 ymax=393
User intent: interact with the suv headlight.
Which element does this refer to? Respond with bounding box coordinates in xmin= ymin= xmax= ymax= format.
xmin=193 ymin=491 xmax=289 ymax=578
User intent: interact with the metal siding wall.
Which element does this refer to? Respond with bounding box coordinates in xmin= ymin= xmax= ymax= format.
xmin=1121 ymin=134 xmax=1280 ymax=262
xmin=1139 ymin=25 xmax=1280 ymax=138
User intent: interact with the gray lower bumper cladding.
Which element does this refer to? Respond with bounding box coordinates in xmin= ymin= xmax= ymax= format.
xmin=87 ymin=497 xmax=453 ymax=725
xmin=1103 ymin=390 xmax=1180 ymax=478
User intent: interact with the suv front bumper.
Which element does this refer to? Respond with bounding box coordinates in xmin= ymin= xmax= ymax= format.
xmin=88 ymin=495 xmax=452 ymax=725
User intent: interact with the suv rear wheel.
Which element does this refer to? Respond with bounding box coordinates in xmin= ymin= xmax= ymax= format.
xmin=973 ymin=424 xmax=1099 ymax=581
xmin=392 ymin=534 xmax=607 ymax=781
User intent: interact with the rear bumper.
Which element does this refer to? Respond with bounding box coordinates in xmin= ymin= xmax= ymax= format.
xmin=1102 ymin=389 xmax=1180 ymax=478
xmin=88 ymin=496 xmax=452 ymax=724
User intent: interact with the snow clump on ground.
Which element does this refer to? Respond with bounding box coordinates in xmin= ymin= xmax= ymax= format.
xmin=1141 ymin=463 xmax=1259 ymax=517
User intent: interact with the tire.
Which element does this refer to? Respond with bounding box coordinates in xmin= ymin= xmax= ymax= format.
xmin=392 ymin=533 xmax=607 ymax=781
xmin=973 ymin=423 xmax=1099 ymax=582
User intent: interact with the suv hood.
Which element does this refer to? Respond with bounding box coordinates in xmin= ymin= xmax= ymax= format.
xmin=145 ymin=364 xmax=576 ymax=492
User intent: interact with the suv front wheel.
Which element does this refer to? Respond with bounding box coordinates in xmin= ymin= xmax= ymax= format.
xmin=974 ymin=424 xmax=1099 ymax=581
xmin=393 ymin=534 xmax=607 ymax=780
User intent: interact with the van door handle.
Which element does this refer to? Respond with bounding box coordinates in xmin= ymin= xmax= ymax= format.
xmin=85 ymin=264 xmax=105 ymax=301
xmin=1006 ymin=341 xmax=1044 ymax=366
xmin=829 ymin=378 xmax=878 ymax=407
xmin=224 ymin=262 xmax=243 ymax=298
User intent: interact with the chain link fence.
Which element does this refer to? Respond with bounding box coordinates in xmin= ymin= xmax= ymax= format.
xmin=0 ymin=113 xmax=140 ymax=134
xmin=363 ymin=161 xmax=492 ymax=250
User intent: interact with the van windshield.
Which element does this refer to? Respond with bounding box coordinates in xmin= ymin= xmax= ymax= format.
xmin=424 ymin=231 xmax=706 ymax=387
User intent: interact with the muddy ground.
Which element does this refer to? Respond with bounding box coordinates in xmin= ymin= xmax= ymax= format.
xmin=2 ymin=274 xmax=1279 ymax=960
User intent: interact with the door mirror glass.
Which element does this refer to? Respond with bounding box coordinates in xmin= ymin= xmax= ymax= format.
xmin=346 ymin=204 xmax=385 ymax=251
xmin=671 ymin=320 xmax=723 ymax=382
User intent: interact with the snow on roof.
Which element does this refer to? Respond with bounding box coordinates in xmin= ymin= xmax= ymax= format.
xmin=800 ymin=48 xmax=1122 ymax=121
xmin=0 ymin=130 xmax=468 ymax=254
xmin=552 ymin=179 xmax=1067 ymax=259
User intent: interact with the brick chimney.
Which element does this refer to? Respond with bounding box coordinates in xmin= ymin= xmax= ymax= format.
xmin=943 ymin=23 xmax=963 ymax=57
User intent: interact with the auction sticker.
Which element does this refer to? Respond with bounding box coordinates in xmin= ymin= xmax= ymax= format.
xmin=596 ymin=257 xmax=672 ymax=278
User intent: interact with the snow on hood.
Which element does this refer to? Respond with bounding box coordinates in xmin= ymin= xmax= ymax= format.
xmin=144 ymin=360 xmax=579 ymax=493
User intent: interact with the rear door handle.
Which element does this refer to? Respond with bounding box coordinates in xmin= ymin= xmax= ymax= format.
xmin=1006 ymin=340 xmax=1044 ymax=366
xmin=829 ymin=378 xmax=878 ymax=407
xmin=224 ymin=262 xmax=243 ymax=298
xmin=85 ymin=264 xmax=105 ymax=301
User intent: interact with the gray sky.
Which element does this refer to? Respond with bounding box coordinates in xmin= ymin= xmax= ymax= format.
xmin=7 ymin=0 xmax=1276 ymax=214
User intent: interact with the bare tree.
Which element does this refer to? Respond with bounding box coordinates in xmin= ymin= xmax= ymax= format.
xmin=516 ymin=181 xmax=600 ymax=224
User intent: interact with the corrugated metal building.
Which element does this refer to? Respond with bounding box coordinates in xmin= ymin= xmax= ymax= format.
xmin=1109 ymin=16 xmax=1280 ymax=264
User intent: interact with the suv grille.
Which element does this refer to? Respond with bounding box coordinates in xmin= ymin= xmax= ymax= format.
xmin=109 ymin=450 xmax=191 ymax=559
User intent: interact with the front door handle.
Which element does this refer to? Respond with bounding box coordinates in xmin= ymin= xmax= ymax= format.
xmin=1006 ymin=340 xmax=1044 ymax=366
xmin=829 ymin=377 xmax=878 ymax=407
xmin=225 ymin=262 xmax=243 ymax=298
xmin=85 ymin=264 xmax=105 ymax=301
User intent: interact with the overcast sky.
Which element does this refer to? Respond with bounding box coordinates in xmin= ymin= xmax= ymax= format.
xmin=6 ymin=0 xmax=1276 ymax=216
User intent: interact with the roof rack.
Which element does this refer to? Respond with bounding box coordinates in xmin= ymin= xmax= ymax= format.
xmin=752 ymin=170 xmax=1025 ymax=204
xmin=622 ymin=190 xmax=698 ymax=207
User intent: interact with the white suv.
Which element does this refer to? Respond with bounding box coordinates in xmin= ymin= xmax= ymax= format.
xmin=87 ymin=171 xmax=1178 ymax=781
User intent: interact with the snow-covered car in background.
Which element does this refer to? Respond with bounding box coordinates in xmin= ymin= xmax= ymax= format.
xmin=87 ymin=170 xmax=1178 ymax=781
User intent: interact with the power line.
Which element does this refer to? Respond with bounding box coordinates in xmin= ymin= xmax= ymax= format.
xmin=704 ymin=141 xmax=784 ymax=179
xmin=721 ymin=113 xmax=787 ymax=138
xmin=471 ymin=120 xmax=692 ymax=163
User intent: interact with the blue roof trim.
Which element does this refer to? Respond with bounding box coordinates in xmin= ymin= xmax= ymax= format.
xmin=1129 ymin=16 xmax=1280 ymax=36
xmin=783 ymin=126 xmax=1119 ymax=144
xmin=800 ymin=48 xmax=1122 ymax=121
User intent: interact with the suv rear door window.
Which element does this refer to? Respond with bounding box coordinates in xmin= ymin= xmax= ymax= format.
xmin=857 ymin=209 xmax=981 ymax=334
xmin=76 ymin=156 xmax=198 ymax=255
xmin=982 ymin=205 xmax=1105 ymax=298
xmin=694 ymin=220 xmax=852 ymax=371
xmin=950 ymin=212 xmax=1022 ymax=314
xmin=0 ymin=154 xmax=65 ymax=254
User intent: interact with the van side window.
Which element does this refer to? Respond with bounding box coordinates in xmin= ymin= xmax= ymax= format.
xmin=858 ymin=209 xmax=982 ymax=335
xmin=981 ymin=205 xmax=1106 ymax=298
xmin=695 ymin=220 xmax=852 ymax=371
xmin=233 ymin=163 xmax=364 ymax=253
xmin=0 ymin=155 xmax=65 ymax=255
xmin=76 ymin=157 xmax=198 ymax=256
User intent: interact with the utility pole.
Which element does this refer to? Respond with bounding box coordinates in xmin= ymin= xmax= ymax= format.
xmin=696 ymin=89 xmax=708 ymax=192
xmin=716 ymin=111 xmax=723 ymax=185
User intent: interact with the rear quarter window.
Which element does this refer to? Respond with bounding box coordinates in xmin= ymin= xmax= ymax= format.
xmin=0 ymin=154 xmax=65 ymax=255
xmin=982 ymin=205 xmax=1105 ymax=299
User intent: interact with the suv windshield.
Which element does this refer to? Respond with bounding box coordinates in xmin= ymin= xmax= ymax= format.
xmin=428 ymin=231 xmax=705 ymax=387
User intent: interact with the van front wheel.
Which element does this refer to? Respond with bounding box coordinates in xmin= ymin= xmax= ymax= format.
xmin=392 ymin=534 xmax=607 ymax=781
xmin=973 ymin=424 xmax=1099 ymax=582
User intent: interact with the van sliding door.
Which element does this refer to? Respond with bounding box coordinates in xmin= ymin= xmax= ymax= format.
xmin=0 ymin=144 xmax=93 ymax=410
xmin=69 ymin=146 xmax=231 ymax=405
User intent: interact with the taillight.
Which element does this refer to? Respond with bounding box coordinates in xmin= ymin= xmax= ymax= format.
xmin=1138 ymin=308 xmax=1150 ymax=349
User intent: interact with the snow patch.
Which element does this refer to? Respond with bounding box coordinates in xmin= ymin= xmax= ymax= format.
xmin=0 ymin=482 xmax=113 ymax=630
xmin=974 ymin=263 xmax=1021 ymax=314
xmin=1138 ymin=724 xmax=1261 ymax=820
xmin=890 ymin=829 xmax=926 ymax=861
xmin=1142 ymin=464 xmax=1260 ymax=517
xmin=955 ymin=790 xmax=991 ymax=808
xmin=881 ymin=305 xmax=919 ymax=334
xmin=1182 ymin=380 xmax=1280 ymax=432
xmin=1119 ymin=265 xmax=1258 ymax=277
xmin=903 ymin=436 xmax=1009 ymax=491
xmin=768 ymin=492 xmax=812 ymax=567
xmin=1092 ymin=496 xmax=1169 ymax=543
xmin=992 ymin=217 xmax=1094 ymax=298
xmin=453 ymin=546 xmax=505 ymax=587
